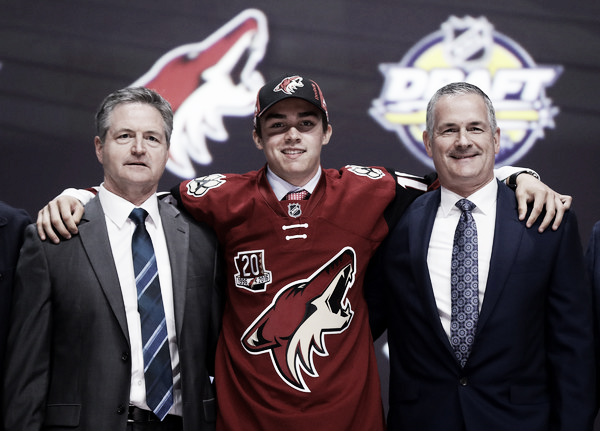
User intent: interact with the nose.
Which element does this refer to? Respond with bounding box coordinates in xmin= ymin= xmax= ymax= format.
xmin=131 ymin=134 xmax=146 ymax=153
xmin=456 ymin=129 xmax=471 ymax=147
xmin=285 ymin=126 xmax=300 ymax=142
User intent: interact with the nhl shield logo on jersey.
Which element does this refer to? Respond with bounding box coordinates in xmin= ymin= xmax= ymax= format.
xmin=346 ymin=165 xmax=385 ymax=180
xmin=186 ymin=173 xmax=226 ymax=197
xmin=234 ymin=250 xmax=272 ymax=292
xmin=241 ymin=247 xmax=356 ymax=392
xmin=287 ymin=202 xmax=302 ymax=218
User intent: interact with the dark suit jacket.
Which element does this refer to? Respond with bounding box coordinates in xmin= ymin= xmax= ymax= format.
xmin=3 ymin=196 xmax=223 ymax=431
xmin=587 ymin=220 xmax=600 ymax=303
xmin=586 ymin=220 xmax=600 ymax=405
xmin=367 ymin=181 xmax=595 ymax=431
xmin=0 ymin=201 xmax=31 ymax=426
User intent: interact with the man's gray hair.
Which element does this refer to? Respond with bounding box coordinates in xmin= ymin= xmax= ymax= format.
xmin=426 ymin=82 xmax=497 ymax=136
xmin=95 ymin=86 xmax=173 ymax=145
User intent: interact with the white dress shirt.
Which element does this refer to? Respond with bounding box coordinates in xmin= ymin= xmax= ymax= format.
xmin=427 ymin=179 xmax=498 ymax=339
xmin=266 ymin=165 xmax=322 ymax=200
xmin=98 ymin=185 xmax=181 ymax=416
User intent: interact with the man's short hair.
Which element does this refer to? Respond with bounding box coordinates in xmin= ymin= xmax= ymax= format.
xmin=95 ymin=86 xmax=174 ymax=145
xmin=426 ymin=82 xmax=497 ymax=136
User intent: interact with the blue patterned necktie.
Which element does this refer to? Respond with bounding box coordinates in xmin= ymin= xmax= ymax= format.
xmin=129 ymin=208 xmax=173 ymax=420
xmin=450 ymin=199 xmax=479 ymax=367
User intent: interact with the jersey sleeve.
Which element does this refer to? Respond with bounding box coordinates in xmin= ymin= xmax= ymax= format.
xmin=383 ymin=168 xmax=430 ymax=229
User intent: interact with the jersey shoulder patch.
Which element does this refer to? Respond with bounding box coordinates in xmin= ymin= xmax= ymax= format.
xmin=345 ymin=165 xmax=385 ymax=180
xmin=186 ymin=173 xmax=226 ymax=197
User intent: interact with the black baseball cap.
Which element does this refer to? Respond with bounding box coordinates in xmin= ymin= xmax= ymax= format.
xmin=254 ymin=75 xmax=329 ymax=126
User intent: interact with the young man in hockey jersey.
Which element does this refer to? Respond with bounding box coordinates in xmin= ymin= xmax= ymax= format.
xmin=37 ymin=75 xmax=570 ymax=431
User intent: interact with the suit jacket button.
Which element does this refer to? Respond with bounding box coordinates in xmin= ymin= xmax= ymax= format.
xmin=459 ymin=377 xmax=468 ymax=386
xmin=121 ymin=352 xmax=129 ymax=362
xmin=116 ymin=404 xmax=126 ymax=415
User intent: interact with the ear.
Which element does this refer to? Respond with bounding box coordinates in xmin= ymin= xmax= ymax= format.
xmin=94 ymin=136 xmax=104 ymax=164
xmin=493 ymin=127 xmax=501 ymax=155
xmin=252 ymin=130 xmax=264 ymax=150
xmin=423 ymin=131 xmax=433 ymax=158
xmin=321 ymin=124 xmax=333 ymax=147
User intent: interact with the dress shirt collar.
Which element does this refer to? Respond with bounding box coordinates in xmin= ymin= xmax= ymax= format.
xmin=98 ymin=184 xmax=160 ymax=229
xmin=439 ymin=178 xmax=498 ymax=217
xmin=266 ymin=165 xmax=322 ymax=201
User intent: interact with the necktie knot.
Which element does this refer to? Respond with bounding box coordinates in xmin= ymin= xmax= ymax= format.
xmin=455 ymin=198 xmax=476 ymax=213
xmin=283 ymin=189 xmax=310 ymax=200
xmin=129 ymin=208 xmax=148 ymax=226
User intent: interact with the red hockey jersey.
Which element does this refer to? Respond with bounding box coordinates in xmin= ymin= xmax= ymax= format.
xmin=175 ymin=165 xmax=428 ymax=431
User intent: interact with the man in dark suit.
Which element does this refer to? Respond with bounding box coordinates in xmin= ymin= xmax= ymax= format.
xmin=3 ymin=87 xmax=222 ymax=431
xmin=0 ymin=201 xmax=31 ymax=426
xmin=587 ymin=220 xmax=600 ymax=406
xmin=588 ymin=220 xmax=600 ymax=304
xmin=367 ymin=82 xmax=595 ymax=430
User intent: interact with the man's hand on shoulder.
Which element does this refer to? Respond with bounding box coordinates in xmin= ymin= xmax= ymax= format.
xmin=514 ymin=173 xmax=572 ymax=233
xmin=37 ymin=196 xmax=84 ymax=243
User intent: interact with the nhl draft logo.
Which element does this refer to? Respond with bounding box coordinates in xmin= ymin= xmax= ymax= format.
xmin=186 ymin=173 xmax=226 ymax=197
xmin=242 ymin=247 xmax=355 ymax=392
xmin=370 ymin=16 xmax=563 ymax=168
xmin=234 ymin=250 xmax=272 ymax=292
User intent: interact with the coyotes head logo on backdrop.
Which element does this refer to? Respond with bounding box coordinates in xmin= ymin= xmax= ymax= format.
xmin=370 ymin=15 xmax=563 ymax=168
xmin=242 ymin=247 xmax=356 ymax=392
xmin=132 ymin=9 xmax=269 ymax=178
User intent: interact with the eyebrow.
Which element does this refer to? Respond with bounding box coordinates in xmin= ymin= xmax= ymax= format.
xmin=263 ymin=110 xmax=319 ymax=122
xmin=113 ymin=127 xmax=163 ymax=136
xmin=438 ymin=120 xmax=486 ymax=129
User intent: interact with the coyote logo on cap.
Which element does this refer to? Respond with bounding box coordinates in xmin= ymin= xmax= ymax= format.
xmin=274 ymin=76 xmax=304 ymax=95
xmin=242 ymin=247 xmax=355 ymax=392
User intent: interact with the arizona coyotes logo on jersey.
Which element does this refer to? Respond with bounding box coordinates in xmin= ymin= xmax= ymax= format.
xmin=242 ymin=247 xmax=356 ymax=392
xmin=274 ymin=76 xmax=304 ymax=95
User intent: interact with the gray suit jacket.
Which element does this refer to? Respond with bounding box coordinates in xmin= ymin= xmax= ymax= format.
xmin=3 ymin=196 xmax=223 ymax=431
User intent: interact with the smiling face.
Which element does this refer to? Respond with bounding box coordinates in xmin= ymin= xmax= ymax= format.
xmin=423 ymin=93 xmax=500 ymax=197
xmin=95 ymin=102 xmax=169 ymax=205
xmin=253 ymin=98 xmax=332 ymax=187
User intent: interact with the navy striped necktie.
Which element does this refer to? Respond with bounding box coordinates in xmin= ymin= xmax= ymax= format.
xmin=129 ymin=208 xmax=173 ymax=420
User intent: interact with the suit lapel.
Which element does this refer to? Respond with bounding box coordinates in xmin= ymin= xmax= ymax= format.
xmin=409 ymin=191 xmax=455 ymax=350
xmin=79 ymin=197 xmax=130 ymax=342
xmin=476 ymin=183 xmax=524 ymax=332
xmin=159 ymin=200 xmax=188 ymax=337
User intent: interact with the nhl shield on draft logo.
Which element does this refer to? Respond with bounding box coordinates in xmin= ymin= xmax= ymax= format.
xmin=287 ymin=202 xmax=302 ymax=218
xmin=370 ymin=15 xmax=563 ymax=168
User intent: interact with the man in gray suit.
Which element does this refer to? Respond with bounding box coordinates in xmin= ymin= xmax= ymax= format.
xmin=3 ymin=87 xmax=223 ymax=431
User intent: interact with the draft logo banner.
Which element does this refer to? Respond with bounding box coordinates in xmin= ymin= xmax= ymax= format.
xmin=370 ymin=16 xmax=563 ymax=168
